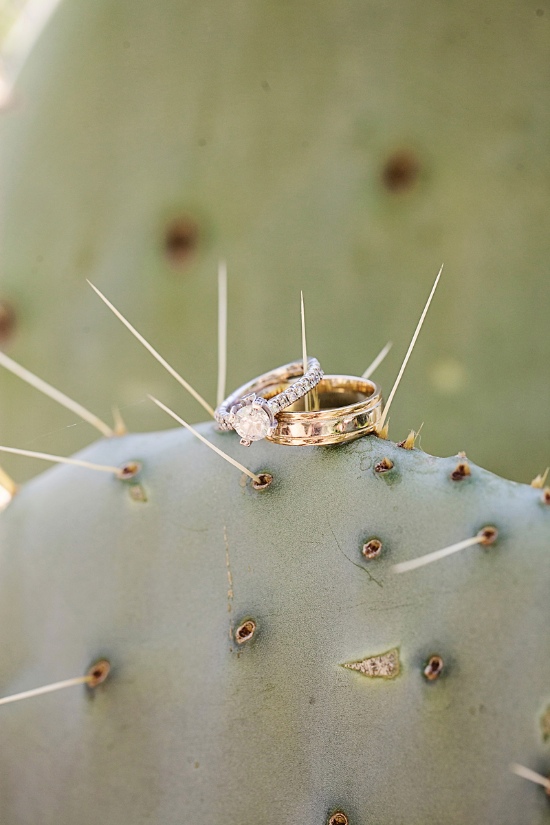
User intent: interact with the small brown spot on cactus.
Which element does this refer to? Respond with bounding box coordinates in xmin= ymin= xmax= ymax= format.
xmin=531 ymin=468 xmax=549 ymax=488
xmin=0 ymin=300 xmax=16 ymax=345
xmin=478 ymin=525 xmax=498 ymax=546
xmin=252 ymin=472 xmax=273 ymax=491
xmin=541 ymin=487 xmax=550 ymax=505
xmin=374 ymin=457 xmax=394 ymax=474
xmin=328 ymin=813 xmax=349 ymax=825
xmin=451 ymin=461 xmax=471 ymax=481
xmin=343 ymin=648 xmax=400 ymax=679
xmin=423 ymin=655 xmax=444 ymax=681
xmin=382 ymin=150 xmax=420 ymax=193
xmin=235 ymin=619 xmax=257 ymax=645
xmin=117 ymin=461 xmax=142 ymax=480
xmin=164 ymin=216 xmax=199 ymax=270
xmin=87 ymin=659 xmax=111 ymax=688
xmin=362 ymin=538 xmax=382 ymax=559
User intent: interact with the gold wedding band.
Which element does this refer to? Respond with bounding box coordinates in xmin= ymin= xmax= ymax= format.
xmin=263 ymin=375 xmax=383 ymax=446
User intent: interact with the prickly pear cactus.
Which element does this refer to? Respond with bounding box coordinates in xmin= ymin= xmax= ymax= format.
xmin=0 ymin=0 xmax=549 ymax=820
xmin=0 ymin=426 xmax=548 ymax=824
xmin=2 ymin=0 xmax=550 ymax=479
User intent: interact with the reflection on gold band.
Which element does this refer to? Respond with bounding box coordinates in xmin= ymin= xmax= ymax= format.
xmin=264 ymin=375 xmax=383 ymax=446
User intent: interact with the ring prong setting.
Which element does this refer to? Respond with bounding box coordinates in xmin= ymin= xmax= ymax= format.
xmin=232 ymin=396 xmax=273 ymax=445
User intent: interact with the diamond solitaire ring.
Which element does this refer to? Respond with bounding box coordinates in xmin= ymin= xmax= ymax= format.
xmin=215 ymin=358 xmax=323 ymax=446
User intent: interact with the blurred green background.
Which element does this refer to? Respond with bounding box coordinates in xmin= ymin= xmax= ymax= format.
xmin=0 ymin=1 xmax=23 ymax=36
xmin=0 ymin=0 xmax=549 ymax=482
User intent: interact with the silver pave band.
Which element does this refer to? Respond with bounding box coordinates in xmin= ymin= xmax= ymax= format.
xmin=215 ymin=357 xmax=323 ymax=446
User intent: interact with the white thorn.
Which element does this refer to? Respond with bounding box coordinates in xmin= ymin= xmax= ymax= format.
xmin=510 ymin=763 xmax=550 ymax=791
xmin=148 ymin=395 xmax=261 ymax=483
xmin=87 ymin=281 xmax=215 ymax=418
xmin=0 ymin=445 xmax=121 ymax=475
xmin=217 ymin=260 xmax=228 ymax=408
xmin=362 ymin=341 xmax=393 ymax=380
xmin=111 ymin=405 xmax=128 ymax=436
xmin=378 ymin=264 xmax=443 ymax=432
xmin=300 ymin=291 xmax=308 ymax=378
xmin=393 ymin=534 xmax=480 ymax=574
xmin=531 ymin=467 xmax=549 ymax=489
xmin=300 ymin=291 xmax=315 ymax=412
xmin=0 ymin=675 xmax=91 ymax=706
xmin=0 ymin=349 xmax=114 ymax=437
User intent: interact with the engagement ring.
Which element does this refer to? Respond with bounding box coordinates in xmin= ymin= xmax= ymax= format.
xmin=215 ymin=358 xmax=323 ymax=446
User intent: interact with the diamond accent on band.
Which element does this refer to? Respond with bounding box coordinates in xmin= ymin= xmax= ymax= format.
xmin=233 ymin=406 xmax=271 ymax=443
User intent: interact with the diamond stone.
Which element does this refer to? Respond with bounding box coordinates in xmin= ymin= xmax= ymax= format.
xmin=233 ymin=405 xmax=271 ymax=442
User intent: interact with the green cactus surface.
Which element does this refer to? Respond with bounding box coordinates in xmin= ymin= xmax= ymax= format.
xmin=1 ymin=0 xmax=550 ymax=480
xmin=0 ymin=2 xmax=549 ymax=821
xmin=0 ymin=426 xmax=548 ymax=824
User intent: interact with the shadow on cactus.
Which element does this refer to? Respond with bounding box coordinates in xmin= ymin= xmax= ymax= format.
xmin=0 ymin=265 xmax=548 ymax=825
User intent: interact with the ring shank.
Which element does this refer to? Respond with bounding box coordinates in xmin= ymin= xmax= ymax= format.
xmin=263 ymin=375 xmax=383 ymax=446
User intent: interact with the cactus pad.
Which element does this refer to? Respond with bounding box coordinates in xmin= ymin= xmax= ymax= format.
xmin=0 ymin=427 xmax=548 ymax=823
